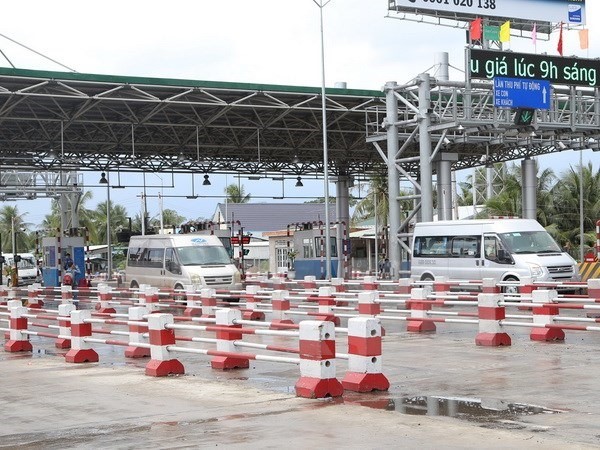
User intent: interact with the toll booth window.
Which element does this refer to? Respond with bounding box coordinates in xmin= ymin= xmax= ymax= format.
xmin=450 ymin=236 xmax=480 ymax=258
xmin=302 ymin=238 xmax=314 ymax=259
xmin=314 ymin=237 xmax=337 ymax=257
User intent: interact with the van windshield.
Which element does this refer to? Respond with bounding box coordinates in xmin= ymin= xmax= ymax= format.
xmin=499 ymin=231 xmax=562 ymax=254
xmin=176 ymin=246 xmax=231 ymax=266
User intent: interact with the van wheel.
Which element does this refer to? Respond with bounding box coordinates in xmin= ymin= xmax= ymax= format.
xmin=421 ymin=274 xmax=434 ymax=282
xmin=502 ymin=276 xmax=520 ymax=296
xmin=130 ymin=281 xmax=139 ymax=289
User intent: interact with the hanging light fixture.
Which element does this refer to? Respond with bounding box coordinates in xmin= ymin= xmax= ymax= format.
xmin=295 ymin=176 xmax=303 ymax=187
xmin=203 ymin=174 xmax=211 ymax=186
xmin=99 ymin=172 xmax=108 ymax=184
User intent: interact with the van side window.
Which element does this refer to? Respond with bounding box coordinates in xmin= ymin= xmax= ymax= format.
xmin=165 ymin=248 xmax=181 ymax=274
xmin=413 ymin=236 xmax=449 ymax=257
xmin=146 ymin=248 xmax=165 ymax=268
xmin=128 ymin=247 xmax=142 ymax=267
xmin=450 ymin=236 xmax=480 ymax=258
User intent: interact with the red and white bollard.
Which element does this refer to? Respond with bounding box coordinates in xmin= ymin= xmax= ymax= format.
xmin=331 ymin=277 xmax=346 ymax=293
xmin=270 ymin=276 xmax=286 ymax=291
xmin=242 ymin=285 xmax=265 ymax=320
xmin=309 ymin=286 xmax=339 ymax=325
xmin=481 ymin=278 xmax=501 ymax=294
xmin=27 ymin=283 xmax=43 ymax=309
xmin=530 ymin=289 xmax=564 ymax=341
xmin=143 ymin=286 xmax=161 ymax=313
xmin=302 ymin=276 xmax=317 ymax=290
xmin=97 ymin=284 xmax=116 ymax=314
xmin=55 ymin=303 xmax=76 ymax=349
xmin=145 ymin=313 xmax=184 ymax=376
xmin=342 ymin=317 xmax=389 ymax=392
xmin=588 ymin=278 xmax=600 ymax=302
xmin=65 ymin=310 xmax=99 ymax=363
xmin=433 ymin=276 xmax=451 ymax=298
xmin=295 ymin=320 xmax=343 ymax=399
xmin=362 ymin=276 xmax=378 ymax=291
xmin=406 ymin=287 xmax=436 ymax=332
xmin=4 ymin=300 xmax=33 ymax=352
xmin=518 ymin=276 xmax=537 ymax=295
xmin=211 ymin=308 xmax=249 ymax=370
xmin=183 ymin=285 xmax=202 ymax=317
xmin=125 ymin=306 xmax=151 ymax=358
xmin=395 ymin=278 xmax=412 ymax=295
xmin=475 ymin=293 xmax=511 ymax=346
xmin=257 ymin=276 xmax=269 ymax=289
xmin=0 ymin=284 xmax=8 ymax=304
xmin=357 ymin=291 xmax=380 ymax=318
xmin=271 ymin=289 xmax=294 ymax=328
xmin=61 ymin=285 xmax=74 ymax=303
xmin=200 ymin=288 xmax=217 ymax=318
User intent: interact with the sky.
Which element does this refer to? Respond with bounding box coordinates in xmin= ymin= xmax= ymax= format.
xmin=0 ymin=0 xmax=598 ymax=228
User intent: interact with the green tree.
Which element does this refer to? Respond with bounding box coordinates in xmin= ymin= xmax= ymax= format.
xmin=482 ymin=160 xmax=555 ymax=225
xmin=152 ymin=209 xmax=186 ymax=229
xmin=225 ymin=184 xmax=251 ymax=203
xmin=352 ymin=174 xmax=390 ymax=227
xmin=549 ymin=162 xmax=600 ymax=253
xmin=40 ymin=191 xmax=97 ymax=241
xmin=93 ymin=200 xmax=129 ymax=245
xmin=0 ymin=205 xmax=31 ymax=253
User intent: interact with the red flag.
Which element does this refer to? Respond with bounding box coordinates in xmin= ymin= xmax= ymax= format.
xmin=470 ymin=18 xmax=482 ymax=40
xmin=557 ymin=22 xmax=563 ymax=56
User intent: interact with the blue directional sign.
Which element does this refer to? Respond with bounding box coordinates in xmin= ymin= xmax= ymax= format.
xmin=493 ymin=77 xmax=551 ymax=110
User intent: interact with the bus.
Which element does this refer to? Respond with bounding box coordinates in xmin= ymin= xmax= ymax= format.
xmin=125 ymin=234 xmax=242 ymax=291
xmin=411 ymin=219 xmax=579 ymax=291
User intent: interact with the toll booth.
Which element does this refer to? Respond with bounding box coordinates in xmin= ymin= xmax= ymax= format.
xmin=41 ymin=236 xmax=85 ymax=287
xmin=291 ymin=222 xmax=340 ymax=280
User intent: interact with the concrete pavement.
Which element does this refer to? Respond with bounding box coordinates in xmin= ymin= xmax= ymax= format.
xmin=1 ymin=320 xmax=600 ymax=448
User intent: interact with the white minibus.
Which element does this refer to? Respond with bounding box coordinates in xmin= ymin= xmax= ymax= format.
xmin=411 ymin=219 xmax=579 ymax=290
xmin=2 ymin=253 xmax=40 ymax=287
xmin=125 ymin=234 xmax=242 ymax=291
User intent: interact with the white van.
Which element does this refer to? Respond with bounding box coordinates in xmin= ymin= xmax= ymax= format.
xmin=411 ymin=219 xmax=579 ymax=289
xmin=125 ymin=234 xmax=242 ymax=291
xmin=2 ymin=253 xmax=40 ymax=287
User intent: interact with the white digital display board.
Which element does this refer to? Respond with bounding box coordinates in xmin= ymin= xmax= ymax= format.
xmin=391 ymin=0 xmax=585 ymax=25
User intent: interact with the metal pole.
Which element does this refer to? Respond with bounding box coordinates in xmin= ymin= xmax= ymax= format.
xmin=106 ymin=172 xmax=112 ymax=280
xmin=374 ymin=191 xmax=378 ymax=278
xmin=315 ymin=0 xmax=332 ymax=279
xmin=579 ymin=149 xmax=584 ymax=262
xmin=385 ymin=81 xmax=401 ymax=280
xmin=418 ymin=73 xmax=434 ymax=222
xmin=11 ymin=216 xmax=15 ymax=254
xmin=0 ymin=232 xmax=3 ymax=285
xmin=141 ymin=173 xmax=147 ymax=236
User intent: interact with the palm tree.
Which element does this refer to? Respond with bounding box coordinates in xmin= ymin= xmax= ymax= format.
xmin=94 ymin=200 xmax=129 ymax=245
xmin=549 ymin=162 xmax=600 ymax=252
xmin=352 ymin=174 xmax=389 ymax=227
xmin=40 ymin=191 xmax=97 ymax=241
xmin=0 ymin=205 xmax=31 ymax=253
xmin=482 ymin=160 xmax=555 ymax=224
xmin=225 ymin=183 xmax=251 ymax=203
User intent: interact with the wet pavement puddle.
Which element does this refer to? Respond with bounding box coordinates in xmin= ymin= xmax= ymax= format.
xmin=348 ymin=395 xmax=564 ymax=429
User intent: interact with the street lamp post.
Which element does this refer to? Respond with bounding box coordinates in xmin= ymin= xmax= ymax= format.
xmin=313 ymin=0 xmax=332 ymax=279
